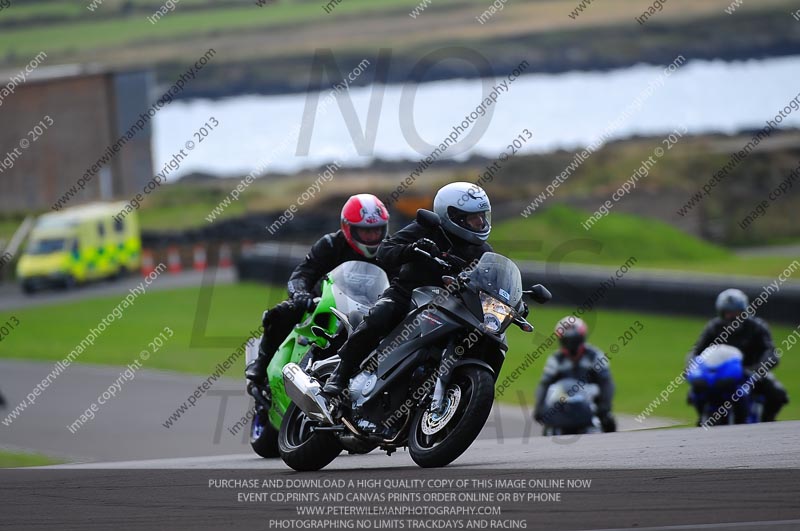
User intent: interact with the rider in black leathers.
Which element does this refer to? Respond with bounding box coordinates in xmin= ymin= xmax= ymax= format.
xmin=688 ymin=288 xmax=788 ymax=423
xmin=322 ymin=182 xmax=495 ymax=395
xmin=533 ymin=316 xmax=616 ymax=432
xmin=245 ymin=194 xmax=391 ymax=388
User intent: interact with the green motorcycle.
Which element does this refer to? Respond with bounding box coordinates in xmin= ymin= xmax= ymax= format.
xmin=245 ymin=260 xmax=389 ymax=458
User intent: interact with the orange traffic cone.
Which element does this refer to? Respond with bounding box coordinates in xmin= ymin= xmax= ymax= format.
xmin=218 ymin=243 xmax=233 ymax=268
xmin=140 ymin=249 xmax=156 ymax=276
xmin=167 ymin=246 xmax=182 ymax=274
xmin=193 ymin=245 xmax=207 ymax=271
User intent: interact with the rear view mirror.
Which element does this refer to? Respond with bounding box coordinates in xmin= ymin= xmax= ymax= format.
xmin=525 ymin=284 xmax=552 ymax=304
xmin=416 ymin=209 xmax=441 ymax=229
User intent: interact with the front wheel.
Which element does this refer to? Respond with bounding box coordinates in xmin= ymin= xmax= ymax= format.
xmin=278 ymin=403 xmax=342 ymax=471
xmin=408 ymin=366 xmax=494 ymax=468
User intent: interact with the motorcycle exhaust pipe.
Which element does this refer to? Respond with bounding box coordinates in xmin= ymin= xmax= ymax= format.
xmin=282 ymin=363 xmax=334 ymax=425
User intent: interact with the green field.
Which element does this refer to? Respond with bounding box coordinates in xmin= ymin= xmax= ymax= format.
xmin=1 ymin=282 xmax=797 ymax=424
xmin=0 ymin=0 xmax=485 ymax=60
xmin=2 ymin=0 xmax=797 ymax=109
xmin=491 ymin=205 xmax=800 ymax=279
xmin=0 ymin=449 xmax=62 ymax=468
xmin=0 ymin=282 xmax=268 ymax=374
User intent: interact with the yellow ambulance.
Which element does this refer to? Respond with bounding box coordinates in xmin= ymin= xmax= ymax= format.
xmin=16 ymin=203 xmax=141 ymax=293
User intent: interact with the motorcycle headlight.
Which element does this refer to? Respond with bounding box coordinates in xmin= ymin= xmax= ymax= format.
xmin=480 ymin=292 xmax=512 ymax=333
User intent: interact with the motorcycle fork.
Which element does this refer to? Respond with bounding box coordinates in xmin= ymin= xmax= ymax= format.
xmin=430 ymin=337 xmax=460 ymax=414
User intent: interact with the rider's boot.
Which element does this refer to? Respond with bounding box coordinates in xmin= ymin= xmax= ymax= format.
xmin=246 ymin=345 xmax=274 ymax=410
xmin=322 ymin=357 xmax=353 ymax=396
xmin=246 ymin=334 xmax=277 ymax=388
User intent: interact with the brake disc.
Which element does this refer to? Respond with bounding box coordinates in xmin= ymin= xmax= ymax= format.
xmin=421 ymin=386 xmax=462 ymax=435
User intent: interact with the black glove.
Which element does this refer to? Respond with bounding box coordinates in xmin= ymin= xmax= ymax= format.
xmin=292 ymin=290 xmax=313 ymax=311
xmin=411 ymin=238 xmax=440 ymax=257
xmin=518 ymin=301 xmax=529 ymax=318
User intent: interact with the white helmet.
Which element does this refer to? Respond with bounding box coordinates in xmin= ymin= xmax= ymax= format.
xmin=433 ymin=182 xmax=491 ymax=245
xmin=715 ymin=288 xmax=748 ymax=320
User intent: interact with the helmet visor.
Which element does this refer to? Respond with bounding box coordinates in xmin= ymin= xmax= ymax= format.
xmin=721 ymin=310 xmax=741 ymax=322
xmin=448 ymin=207 xmax=491 ymax=234
xmin=559 ymin=334 xmax=585 ymax=357
xmin=352 ymin=225 xmax=387 ymax=246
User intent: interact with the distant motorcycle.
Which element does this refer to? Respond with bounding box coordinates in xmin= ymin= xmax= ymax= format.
xmin=277 ymin=209 xmax=552 ymax=471
xmin=539 ymin=378 xmax=602 ymax=435
xmin=686 ymin=345 xmax=763 ymax=426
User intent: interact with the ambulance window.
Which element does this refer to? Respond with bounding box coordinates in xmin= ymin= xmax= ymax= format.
xmin=98 ymin=222 xmax=105 ymax=236
xmin=28 ymin=239 xmax=66 ymax=255
xmin=114 ymin=218 xmax=125 ymax=233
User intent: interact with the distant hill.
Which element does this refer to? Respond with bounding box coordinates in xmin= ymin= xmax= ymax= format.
xmin=1 ymin=0 xmax=799 ymax=98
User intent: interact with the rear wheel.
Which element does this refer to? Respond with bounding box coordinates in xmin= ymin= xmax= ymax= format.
xmin=408 ymin=366 xmax=494 ymax=468
xmin=250 ymin=407 xmax=279 ymax=458
xmin=278 ymin=403 xmax=342 ymax=471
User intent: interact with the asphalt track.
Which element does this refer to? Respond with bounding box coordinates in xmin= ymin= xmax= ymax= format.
xmin=41 ymin=420 xmax=800 ymax=470
xmin=4 ymin=425 xmax=800 ymax=531
xmin=2 ymin=466 xmax=799 ymax=531
xmin=0 ymin=361 xmax=678 ymax=463
xmin=1 ymin=361 xmax=799 ymax=530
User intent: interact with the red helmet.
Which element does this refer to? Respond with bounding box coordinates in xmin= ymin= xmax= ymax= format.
xmin=554 ymin=316 xmax=588 ymax=361
xmin=341 ymin=194 xmax=389 ymax=258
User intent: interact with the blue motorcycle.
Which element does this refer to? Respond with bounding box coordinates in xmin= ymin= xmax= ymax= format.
xmin=687 ymin=345 xmax=763 ymax=426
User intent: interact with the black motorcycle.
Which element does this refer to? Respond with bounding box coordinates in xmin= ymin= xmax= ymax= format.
xmin=277 ymin=209 xmax=551 ymax=471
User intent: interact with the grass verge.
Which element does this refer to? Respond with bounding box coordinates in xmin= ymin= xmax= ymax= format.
xmin=492 ymin=205 xmax=800 ymax=279
xmin=0 ymin=282 xmax=796 ymax=424
xmin=0 ymin=449 xmax=62 ymax=468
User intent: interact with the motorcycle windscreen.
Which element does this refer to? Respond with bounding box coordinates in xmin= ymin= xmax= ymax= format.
xmin=329 ymin=261 xmax=390 ymax=315
xmin=543 ymin=379 xmax=598 ymax=429
xmin=697 ymin=344 xmax=744 ymax=368
xmin=465 ymin=252 xmax=522 ymax=308
xmin=687 ymin=345 xmax=745 ymax=386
